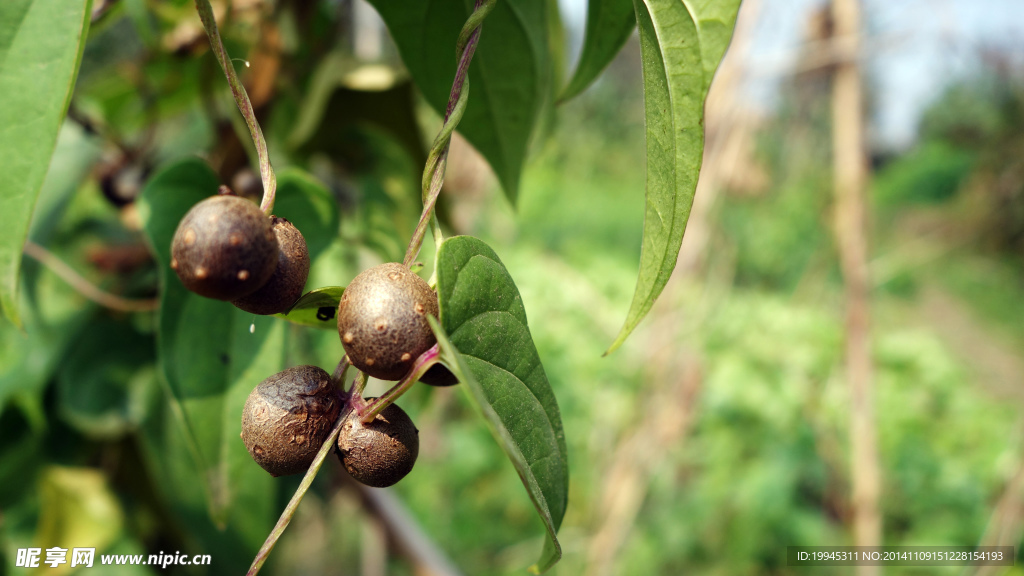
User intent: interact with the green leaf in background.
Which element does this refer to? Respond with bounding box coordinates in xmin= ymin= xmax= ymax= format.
xmin=433 ymin=235 xmax=567 ymax=574
xmin=0 ymin=0 xmax=93 ymax=326
xmin=606 ymin=0 xmax=740 ymax=354
xmin=36 ymin=467 xmax=124 ymax=563
xmin=558 ymin=0 xmax=636 ymax=102
xmin=366 ymin=0 xmax=551 ymax=203
xmin=276 ymin=285 xmax=344 ymax=329
xmin=137 ymin=158 xmax=289 ymax=548
xmin=57 ymin=314 xmax=156 ymax=438
xmin=273 ymin=167 xmax=341 ymax=262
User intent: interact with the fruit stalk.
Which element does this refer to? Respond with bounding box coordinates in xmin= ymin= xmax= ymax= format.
xmin=359 ymin=344 xmax=440 ymax=423
xmin=330 ymin=355 xmax=351 ymax=387
xmin=348 ymin=371 xmax=368 ymax=399
xmin=402 ymin=0 xmax=496 ymax=267
xmin=194 ymin=0 xmax=277 ymax=214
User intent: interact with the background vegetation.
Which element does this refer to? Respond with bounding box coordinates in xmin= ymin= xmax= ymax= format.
xmin=2 ymin=0 xmax=1024 ymax=575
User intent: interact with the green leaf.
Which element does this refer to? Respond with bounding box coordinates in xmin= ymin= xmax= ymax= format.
xmin=291 ymin=73 xmax=427 ymax=171
xmin=275 ymin=285 xmax=343 ymax=329
xmin=137 ymin=158 xmax=284 ymax=540
xmin=272 ymin=168 xmax=341 ymax=262
xmin=365 ymin=0 xmax=551 ymax=203
xmin=0 ymin=0 xmax=93 ymax=326
xmin=56 ymin=315 xmax=156 ymax=438
xmin=606 ymin=0 xmax=740 ymax=354
xmin=559 ymin=0 xmax=636 ymax=102
xmin=138 ymin=376 xmax=268 ymax=573
xmin=0 ymin=308 xmax=91 ymax=415
xmin=36 ymin=467 xmax=125 ymax=559
xmin=432 ymin=235 xmax=567 ymax=573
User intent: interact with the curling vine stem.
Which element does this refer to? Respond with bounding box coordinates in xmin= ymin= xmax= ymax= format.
xmin=194 ymin=0 xmax=277 ymax=214
xmin=402 ymin=0 xmax=496 ymax=267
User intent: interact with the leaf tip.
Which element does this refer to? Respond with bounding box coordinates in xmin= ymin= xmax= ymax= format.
xmin=604 ymin=327 xmax=631 ymax=357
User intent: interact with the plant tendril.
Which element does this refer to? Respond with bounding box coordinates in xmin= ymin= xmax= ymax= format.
xmin=403 ymin=0 xmax=496 ymax=267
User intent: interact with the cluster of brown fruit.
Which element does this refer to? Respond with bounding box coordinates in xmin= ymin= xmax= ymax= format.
xmin=170 ymin=193 xmax=455 ymax=488
xmin=170 ymin=190 xmax=310 ymax=315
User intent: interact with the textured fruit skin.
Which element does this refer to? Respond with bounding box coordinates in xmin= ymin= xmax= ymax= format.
xmin=420 ymin=363 xmax=459 ymax=386
xmin=337 ymin=263 xmax=439 ymax=381
xmin=170 ymin=195 xmax=278 ymax=301
xmin=241 ymin=365 xmax=341 ymax=477
xmin=337 ymin=401 xmax=419 ymax=488
xmin=233 ymin=217 xmax=310 ymax=315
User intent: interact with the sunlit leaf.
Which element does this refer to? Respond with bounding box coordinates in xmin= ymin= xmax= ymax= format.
xmin=275 ymin=285 xmax=343 ymax=329
xmin=0 ymin=0 xmax=93 ymax=325
xmin=432 ymin=235 xmax=567 ymax=573
xmin=36 ymin=467 xmax=124 ymax=558
xmin=606 ymin=0 xmax=740 ymax=354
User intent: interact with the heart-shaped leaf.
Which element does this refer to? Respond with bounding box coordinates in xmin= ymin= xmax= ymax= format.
xmin=0 ymin=0 xmax=93 ymax=325
xmin=137 ymin=158 xmax=288 ymax=539
xmin=275 ymin=285 xmax=343 ymax=329
xmin=606 ymin=0 xmax=740 ymax=354
xmin=365 ymin=0 xmax=551 ymax=203
xmin=559 ymin=0 xmax=636 ymax=102
xmin=432 ymin=235 xmax=567 ymax=574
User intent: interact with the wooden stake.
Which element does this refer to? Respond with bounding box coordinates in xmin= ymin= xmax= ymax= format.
xmin=831 ymin=0 xmax=882 ymax=571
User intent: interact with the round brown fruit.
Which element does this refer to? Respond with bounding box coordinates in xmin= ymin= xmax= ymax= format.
xmin=337 ymin=401 xmax=419 ymax=488
xmin=337 ymin=263 xmax=439 ymax=381
xmin=241 ymin=365 xmax=342 ymax=477
xmin=233 ymin=217 xmax=310 ymax=315
xmin=171 ymin=195 xmax=278 ymax=300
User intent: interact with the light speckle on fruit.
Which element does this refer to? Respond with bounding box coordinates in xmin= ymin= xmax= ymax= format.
xmin=365 ymin=358 xmax=375 ymax=366
xmin=238 ymin=269 xmax=250 ymax=280
xmin=195 ymin=267 xmax=208 ymax=279
xmin=230 ymin=233 xmax=242 ymax=246
xmin=184 ymin=229 xmax=196 ymax=245
xmin=388 ymin=272 xmax=402 ymax=281
xmin=343 ymin=332 xmax=354 ymax=344
xmin=400 ymin=353 xmax=411 ymax=362
xmin=171 ymin=258 xmax=178 ymax=269
xmin=375 ymin=318 xmax=388 ymax=332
